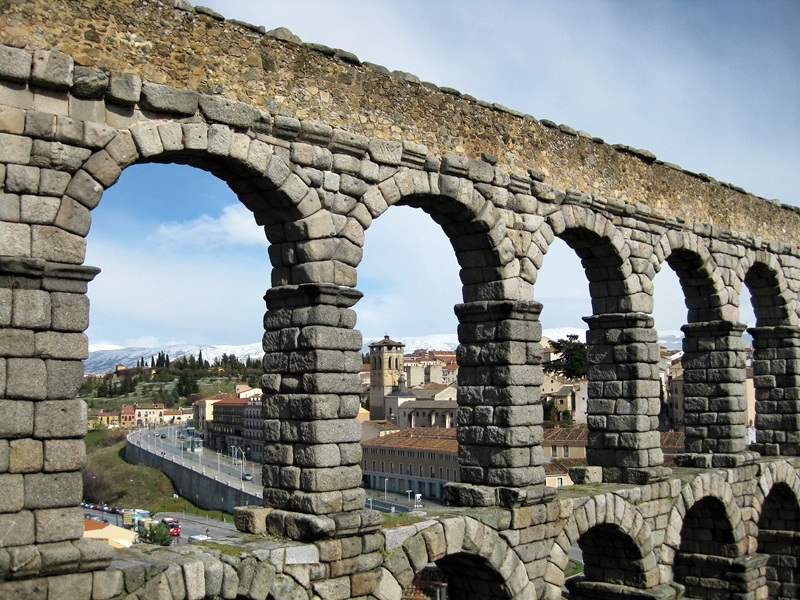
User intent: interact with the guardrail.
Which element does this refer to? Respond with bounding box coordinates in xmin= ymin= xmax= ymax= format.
xmin=125 ymin=429 xmax=262 ymax=513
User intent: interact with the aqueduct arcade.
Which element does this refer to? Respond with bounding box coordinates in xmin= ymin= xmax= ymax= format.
xmin=0 ymin=1 xmax=799 ymax=598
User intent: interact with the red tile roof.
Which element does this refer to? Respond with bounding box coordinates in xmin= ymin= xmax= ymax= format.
xmin=362 ymin=428 xmax=457 ymax=452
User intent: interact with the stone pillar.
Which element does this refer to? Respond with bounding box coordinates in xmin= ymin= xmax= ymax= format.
xmin=443 ymin=300 xmax=554 ymax=508
xmin=260 ymin=283 xmax=380 ymax=540
xmin=0 ymin=257 xmax=114 ymax=578
xmin=676 ymin=321 xmax=759 ymax=468
xmin=673 ymin=552 xmax=769 ymax=599
xmin=759 ymin=529 xmax=800 ymax=599
xmin=748 ymin=326 xmax=800 ymax=456
xmin=583 ymin=313 xmax=669 ymax=484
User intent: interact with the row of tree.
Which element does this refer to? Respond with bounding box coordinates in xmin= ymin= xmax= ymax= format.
xmin=143 ymin=351 xmax=261 ymax=373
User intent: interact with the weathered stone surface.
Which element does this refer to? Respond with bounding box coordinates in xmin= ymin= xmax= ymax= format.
xmin=199 ymin=94 xmax=260 ymax=128
xmin=31 ymin=50 xmax=73 ymax=90
xmin=141 ymin=82 xmax=198 ymax=115
xmin=9 ymin=438 xmax=43 ymax=473
xmin=0 ymin=510 xmax=35 ymax=546
xmin=6 ymin=358 xmax=47 ymax=399
xmin=35 ymin=507 xmax=83 ymax=543
xmin=30 ymin=400 xmax=83 ymax=442
xmin=0 ymin=45 xmax=33 ymax=82
xmin=43 ymin=439 xmax=85 ymax=472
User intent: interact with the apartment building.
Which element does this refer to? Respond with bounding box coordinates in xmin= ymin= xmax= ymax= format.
xmin=361 ymin=428 xmax=459 ymax=501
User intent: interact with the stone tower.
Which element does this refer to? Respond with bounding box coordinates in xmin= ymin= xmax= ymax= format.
xmin=368 ymin=336 xmax=405 ymax=420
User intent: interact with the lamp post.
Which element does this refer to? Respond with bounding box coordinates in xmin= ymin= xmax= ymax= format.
xmin=406 ymin=489 xmax=413 ymax=506
xmin=384 ymin=477 xmax=388 ymax=502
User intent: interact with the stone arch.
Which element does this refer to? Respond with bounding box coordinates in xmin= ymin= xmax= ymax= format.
xmin=742 ymin=252 xmax=800 ymax=457
xmin=653 ymin=230 xmax=727 ymax=323
xmin=753 ymin=466 xmax=800 ymax=599
xmin=739 ymin=249 xmax=797 ymax=328
xmin=544 ymin=205 xmax=645 ymax=315
xmin=753 ymin=459 xmax=800 ymax=519
xmin=381 ymin=517 xmax=535 ymax=600
xmin=665 ymin=473 xmax=751 ymax=598
xmin=363 ymin=166 xmax=528 ymax=303
xmin=665 ymin=472 xmax=746 ymax=554
xmin=78 ymin=124 xmax=371 ymax=291
xmin=542 ymin=206 xmax=666 ymax=482
xmin=543 ymin=493 xmax=659 ymax=599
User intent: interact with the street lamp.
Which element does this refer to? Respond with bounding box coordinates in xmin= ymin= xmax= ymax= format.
xmin=384 ymin=477 xmax=388 ymax=502
xmin=406 ymin=489 xmax=413 ymax=506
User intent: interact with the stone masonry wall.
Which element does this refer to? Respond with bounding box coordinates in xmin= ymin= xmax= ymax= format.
xmin=2 ymin=0 xmax=799 ymax=247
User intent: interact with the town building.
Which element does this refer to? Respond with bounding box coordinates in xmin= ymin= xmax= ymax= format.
xmin=361 ymin=420 xmax=400 ymax=441
xmin=119 ymin=404 xmax=135 ymax=428
xmin=192 ymin=393 xmax=231 ymax=436
xmin=368 ymin=336 xmax=405 ymax=420
xmin=242 ymin=393 xmax=264 ymax=462
xmin=206 ymin=396 xmax=249 ymax=455
xmin=162 ymin=408 xmax=193 ymax=426
xmin=361 ymin=428 xmax=459 ymax=502
xmin=543 ymin=424 xmax=685 ymax=461
xmin=133 ymin=403 xmax=165 ymax=426
xmin=201 ymin=384 xmax=263 ymax=461
xmin=87 ymin=409 xmax=120 ymax=430
xmin=543 ymin=457 xmax=588 ymax=488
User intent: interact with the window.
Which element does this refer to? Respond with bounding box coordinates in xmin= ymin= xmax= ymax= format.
xmin=399 ymin=463 xmax=403 ymax=475
xmin=390 ymin=463 xmax=394 ymax=473
xmin=381 ymin=462 xmax=385 ymax=473
xmin=446 ymin=468 xmax=450 ymax=480
xmin=439 ymin=467 xmax=443 ymax=479
xmin=563 ymin=445 xmax=570 ymax=458
xmin=557 ymin=477 xmax=563 ymax=487
xmin=551 ymin=445 xmax=557 ymax=457
xmin=430 ymin=466 xmax=435 ymax=478
xmin=372 ymin=460 xmax=375 ymax=471
xmin=419 ymin=465 xmax=423 ymax=477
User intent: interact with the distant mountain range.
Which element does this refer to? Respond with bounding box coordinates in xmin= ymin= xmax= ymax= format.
xmin=84 ymin=328 xmax=690 ymax=374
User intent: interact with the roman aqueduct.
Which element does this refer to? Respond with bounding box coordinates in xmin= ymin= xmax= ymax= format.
xmin=0 ymin=1 xmax=798 ymax=598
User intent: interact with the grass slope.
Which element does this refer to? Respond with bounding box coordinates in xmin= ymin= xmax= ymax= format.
xmin=85 ymin=429 xmax=232 ymax=521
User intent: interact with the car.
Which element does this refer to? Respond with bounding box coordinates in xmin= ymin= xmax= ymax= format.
xmin=160 ymin=433 xmax=166 ymax=438
xmin=242 ymin=473 xmax=253 ymax=481
xmin=162 ymin=517 xmax=181 ymax=536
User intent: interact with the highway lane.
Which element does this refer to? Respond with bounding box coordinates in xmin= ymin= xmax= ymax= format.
xmin=83 ymin=506 xmax=237 ymax=543
xmin=127 ymin=426 xmax=262 ymax=497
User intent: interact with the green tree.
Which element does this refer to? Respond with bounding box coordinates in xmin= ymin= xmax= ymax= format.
xmin=544 ymin=335 xmax=588 ymax=380
xmin=139 ymin=522 xmax=172 ymax=546
xmin=176 ymin=372 xmax=199 ymax=398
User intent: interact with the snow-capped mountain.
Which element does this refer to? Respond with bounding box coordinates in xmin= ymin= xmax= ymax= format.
xmin=85 ymin=342 xmax=263 ymax=374
xmin=84 ymin=328 xmax=692 ymax=374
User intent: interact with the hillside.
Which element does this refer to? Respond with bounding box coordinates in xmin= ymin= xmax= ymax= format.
xmin=84 ymin=329 xmax=689 ymax=374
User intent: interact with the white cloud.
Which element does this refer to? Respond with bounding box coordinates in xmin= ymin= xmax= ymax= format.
xmin=152 ymin=204 xmax=266 ymax=249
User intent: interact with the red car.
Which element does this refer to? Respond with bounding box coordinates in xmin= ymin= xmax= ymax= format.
xmin=162 ymin=518 xmax=180 ymax=536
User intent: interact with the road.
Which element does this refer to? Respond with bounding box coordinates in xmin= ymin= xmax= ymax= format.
xmin=127 ymin=425 xmax=263 ymax=496
xmin=83 ymin=506 xmax=237 ymax=543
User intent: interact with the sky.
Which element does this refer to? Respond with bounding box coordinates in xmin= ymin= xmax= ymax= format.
xmin=85 ymin=0 xmax=799 ymax=348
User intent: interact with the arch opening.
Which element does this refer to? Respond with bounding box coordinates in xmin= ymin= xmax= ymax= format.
xmin=658 ymin=244 xmax=750 ymax=460
xmin=674 ymin=496 xmax=741 ymax=598
xmin=87 ymin=162 xmax=268 ymax=348
xmin=358 ymin=203 xmax=462 ymax=505
xmin=432 ymin=553 xmax=513 ymax=600
xmin=757 ymin=482 xmax=800 ymax=598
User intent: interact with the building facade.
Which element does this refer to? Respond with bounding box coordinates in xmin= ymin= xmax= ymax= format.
xmin=362 ymin=428 xmax=460 ymax=501
xmin=368 ymin=336 xmax=405 ymax=420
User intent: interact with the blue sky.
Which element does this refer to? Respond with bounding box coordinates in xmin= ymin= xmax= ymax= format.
xmin=86 ymin=0 xmax=799 ymax=348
